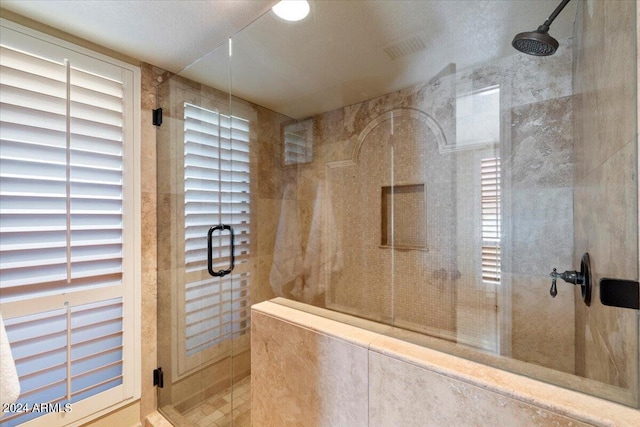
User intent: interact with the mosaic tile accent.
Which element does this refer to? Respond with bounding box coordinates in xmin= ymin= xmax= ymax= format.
xmin=381 ymin=184 xmax=427 ymax=249
xmin=181 ymin=376 xmax=252 ymax=427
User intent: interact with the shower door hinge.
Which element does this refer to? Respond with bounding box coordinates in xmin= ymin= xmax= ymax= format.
xmin=152 ymin=108 xmax=163 ymax=127
xmin=153 ymin=367 xmax=164 ymax=388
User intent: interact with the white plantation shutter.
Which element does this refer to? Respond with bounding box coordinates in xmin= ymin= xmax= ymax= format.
xmin=481 ymin=157 xmax=501 ymax=284
xmin=181 ymin=103 xmax=250 ymax=366
xmin=0 ymin=21 xmax=138 ymax=427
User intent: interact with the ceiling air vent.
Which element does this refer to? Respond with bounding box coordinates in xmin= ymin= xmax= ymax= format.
xmin=383 ymin=34 xmax=427 ymax=60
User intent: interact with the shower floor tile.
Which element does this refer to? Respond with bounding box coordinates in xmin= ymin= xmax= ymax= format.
xmin=182 ymin=376 xmax=251 ymax=427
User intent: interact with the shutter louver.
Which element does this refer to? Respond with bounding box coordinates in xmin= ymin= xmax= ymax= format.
xmin=70 ymin=67 xmax=124 ymax=291
xmin=2 ymin=308 xmax=68 ymax=426
xmin=1 ymin=46 xmax=68 ymax=299
xmin=481 ymin=157 xmax=501 ymax=284
xmin=185 ymin=273 xmax=250 ymax=356
xmin=0 ymin=46 xmax=125 ymax=298
xmin=2 ymin=299 xmax=123 ymax=426
xmin=182 ymin=103 xmax=250 ymax=359
xmin=70 ymin=299 xmax=123 ymax=401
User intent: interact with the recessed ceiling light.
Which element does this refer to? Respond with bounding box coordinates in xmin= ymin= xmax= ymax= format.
xmin=272 ymin=0 xmax=310 ymax=22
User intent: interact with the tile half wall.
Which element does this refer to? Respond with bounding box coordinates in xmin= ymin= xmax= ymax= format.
xmin=251 ymin=300 xmax=640 ymax=427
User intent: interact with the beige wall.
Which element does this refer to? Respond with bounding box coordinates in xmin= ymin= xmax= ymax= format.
xmin=139 ymin=63 xmax=176 ymax=423
xmin=572 ymin=0 xmax=639 ymax=403
xmin=82 ymin=402 xmax=141 ymax=427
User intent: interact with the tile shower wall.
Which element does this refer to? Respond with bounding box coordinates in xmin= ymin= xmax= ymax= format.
xmin=368 ymin=351 xmax=593 ymax=427
xmin=281 ymin=37 xmax=576 ymax=371
xmin=141 ymin=62 xmax=172 ymax=422
xmin=251 ymin=301 xmax=640 ymax=427
xmin=505 ymin=93 xmax=575 ymax=372
xmin=572 ymin=0 xmax=638 ymax=398
xmin=252 ymin=310 xmax=369 ymax=426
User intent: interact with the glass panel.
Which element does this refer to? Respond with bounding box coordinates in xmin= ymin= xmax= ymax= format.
xmin=226 ymin=0 xmax=637 ymax=409
xmin=156 ymin=42 xmax=237 ymax=424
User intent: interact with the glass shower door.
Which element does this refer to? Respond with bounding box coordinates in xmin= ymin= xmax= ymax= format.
xmin=156 ymin=41 xmax=252 ymax=425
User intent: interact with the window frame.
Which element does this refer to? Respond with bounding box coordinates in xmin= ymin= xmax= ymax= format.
xmin=0 ymin=18 xmax=141 ymax=426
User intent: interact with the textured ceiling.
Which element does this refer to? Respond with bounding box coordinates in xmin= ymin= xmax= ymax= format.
xmin=0 ymin=0 xmax=277 ymax=73
xmin=1 ymin=0 xmax=577 ymax=118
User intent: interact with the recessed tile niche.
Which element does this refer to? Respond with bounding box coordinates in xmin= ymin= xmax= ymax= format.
xmin=381 ymin=184 xmax=426 ymax=249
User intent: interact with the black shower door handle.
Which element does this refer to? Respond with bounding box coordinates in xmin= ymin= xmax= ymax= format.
xmin=207 ymin=224 xmax=235 ymax=277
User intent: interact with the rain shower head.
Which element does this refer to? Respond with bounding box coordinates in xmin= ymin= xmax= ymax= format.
xmin=512 ymin=27 xmax=559 ymax=56
xmin=512 ymin=0 xmax=571 ymax=56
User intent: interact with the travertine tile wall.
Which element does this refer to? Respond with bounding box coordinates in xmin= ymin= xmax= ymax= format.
xmin=505 ymin=92 xmax=575 ymax=372
xmin=279 ymin=38 xmax=577 ymax=370
xmin=252 ymin=310 xmax=369 ymax=426
xmin=572 ymin=0 xmax=638 ymax=399
xmin=140 ymin=62 xmax=172 ymax=422
xmin=251 ymin=301 xmax=640 ymax=427
xmin=369 ymin=352 xmax=594 ymax=427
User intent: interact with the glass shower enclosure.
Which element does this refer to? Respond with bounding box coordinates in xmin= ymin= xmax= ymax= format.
xmin=156 ymin=1 xmax=639 ymax=425
xmin=156 ymin=42 xmax=253 ymax=425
